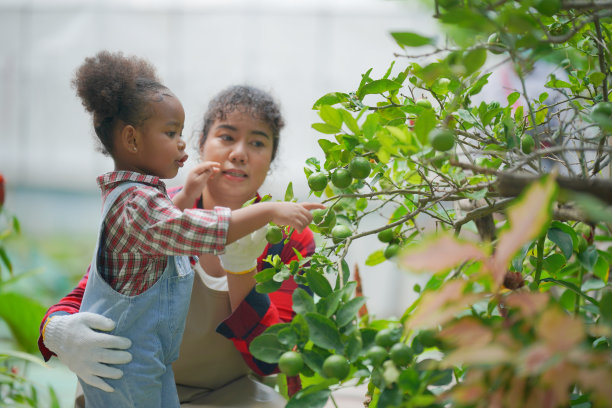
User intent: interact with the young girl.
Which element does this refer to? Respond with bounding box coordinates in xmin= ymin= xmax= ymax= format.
xmin=56 ymin=51 xmax=321 ymax=408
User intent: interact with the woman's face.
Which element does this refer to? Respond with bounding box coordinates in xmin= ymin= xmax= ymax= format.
xmin=200 ymin=109 xmax=274 ymax=208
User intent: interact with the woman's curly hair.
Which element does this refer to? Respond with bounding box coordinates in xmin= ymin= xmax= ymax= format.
xmin=72 ymin=50 xmax=167 ymax=156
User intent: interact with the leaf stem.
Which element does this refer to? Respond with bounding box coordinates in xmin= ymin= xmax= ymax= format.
xmin=575 ymin=268 xmax=585 ymax=317
xmin=533 ymin=234 xmax=546 ymax=289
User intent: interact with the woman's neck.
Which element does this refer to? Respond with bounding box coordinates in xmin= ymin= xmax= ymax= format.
xmin=200 ymin=187 xmax=245 ymax=211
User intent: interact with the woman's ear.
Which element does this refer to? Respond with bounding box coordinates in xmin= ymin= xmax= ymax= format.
xmin=119 ymin=125 xmax=139 ymax=153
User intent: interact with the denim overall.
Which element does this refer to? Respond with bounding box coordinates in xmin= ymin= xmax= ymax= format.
xmin=79 ymin=182 xmax=194 ymax=408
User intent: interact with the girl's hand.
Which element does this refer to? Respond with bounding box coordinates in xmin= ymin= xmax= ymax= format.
xmin=173 ymin=161 xmax=220 ymax=210
xmin=270 ymin=202 xmax=325 ymax=233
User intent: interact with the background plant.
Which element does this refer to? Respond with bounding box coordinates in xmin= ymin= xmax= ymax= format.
xmin=250 ymin=0 xmax=611 ymax=407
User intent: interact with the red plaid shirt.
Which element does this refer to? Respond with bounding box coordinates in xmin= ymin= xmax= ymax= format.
xmin=96 ymin=171 xmax=230 ymax=295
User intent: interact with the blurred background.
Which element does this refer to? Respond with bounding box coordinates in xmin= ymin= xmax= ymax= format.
xmin=0 ymin=0 xmax=436 ymax=405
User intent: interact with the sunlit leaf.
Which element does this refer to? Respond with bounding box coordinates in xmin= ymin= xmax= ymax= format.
xmin=492 ymin=175 xmax=557 ymax=287
xmin=0 ymin=292 xmax=46 ymax=353
xmin=357 ymin=79 xmax=402 ymax=99
xmin=400 ymin=234 xmax=487 ymax=273
xmin=304 ymin=313 xmax=343 ymax=351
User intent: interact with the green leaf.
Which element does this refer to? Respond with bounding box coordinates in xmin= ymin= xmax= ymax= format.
xmin=345 ymin=330 xmax=363 ymax=362
xmin=541 ymin=278 xmax=599 ymax=305
xmin=249 ymin=333 xmax=285 ymax=363
xmin=600 ymin=291 xmax=612 ymax=325
xmin=304 ymin=313 xmax=343 ymax=351
xmin=336 ymin=297 xmax=367 ymax=327
xmin=293 ymin=288 xmax=316 ymax=314
xmin=256 ymin=279 xmax=282 ymax=294
xmin=463 ymin=48 xmax=487 ymax=76
xmin=307 ymin=271 xmax=333 ymax=297
xmin=365 ymin=249 xmax=386 ymax=266
xmin=357 ymin=79 xmax=402 ymax=99
xmin=339 ymin=109 xmax=360 ymax=135
xmin=542 ymin=253 xmax=566 ymax=275
xmin=391 ymin=32 xmax=433 ymax=48
xmin=255 ymin=267 xmax=276 ymax=283
xmin=284 ymin=182 xmax=294 ymax=202
xmin=317 ymin=290 xmax=343 ymax=318
xmin=582 ymin=278 xmax=605 ymax=292
xmin=593 ymin=255 xmax=609 ymax=283
xmin=0 ymin=292 xmax=46 ymax=353
xmin=547 ymin=228 xmax=573 ymax=260
xmin=413 ymin=109 xmax=437 ymax=144
xmin=578 ymin=245 xmax=598 ymax=271
xmin=507 ymin=92 xmax=520 ymax=106
xmin=312 ymin=123 xmax=340 ymax=134
xmin=589 ymin=72 xmax=606 ymax=87
xmin=312 ymin=92 xmax=347 ymax=109
xmin=319 ymin=105 xmax=343 ymax=129
xmin=287 ymin=388 xmax=331 ymax=408
xmin=0 ymin=247 xmax=12 ymax=274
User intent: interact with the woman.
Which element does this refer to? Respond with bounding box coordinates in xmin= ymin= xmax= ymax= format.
xmin=38 ymin=85 xmax=317 ymax=407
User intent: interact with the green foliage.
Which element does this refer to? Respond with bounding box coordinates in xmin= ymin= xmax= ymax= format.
xmin=252 ymin=1 xmax=612 ymax=406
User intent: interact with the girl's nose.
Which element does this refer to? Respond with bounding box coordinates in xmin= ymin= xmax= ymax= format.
xmin=178 ymin=138 xmax=186 ymax=150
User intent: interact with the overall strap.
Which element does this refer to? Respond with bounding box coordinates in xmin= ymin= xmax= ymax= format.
xmin=100 ymin=182 xmax=142 ymax=221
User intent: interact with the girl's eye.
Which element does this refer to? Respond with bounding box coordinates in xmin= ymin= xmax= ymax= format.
xmin=166 ymin=131 xmax=177 ymax=138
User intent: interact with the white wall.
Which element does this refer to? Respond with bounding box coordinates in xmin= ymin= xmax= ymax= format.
xmin=0 ymin=0 xmax=435 ymax=318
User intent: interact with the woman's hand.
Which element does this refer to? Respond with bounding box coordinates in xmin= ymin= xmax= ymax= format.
xmin=173 ymin=161 xmax=220 ymax=210
xmin=43 ymin=312 xmax=132 ymax=392
xmin=270 ymin=202 xmax=325 ymax=233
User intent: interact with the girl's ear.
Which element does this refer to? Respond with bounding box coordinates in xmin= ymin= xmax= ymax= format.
xmin=119 ymin=125 xmax=139 ymax=153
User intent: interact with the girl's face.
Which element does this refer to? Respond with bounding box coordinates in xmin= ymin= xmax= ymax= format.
xmin=133 ymin=94 xmax=187 ymax=179
xmin=200 ymin=109 xmax=274 ymax=208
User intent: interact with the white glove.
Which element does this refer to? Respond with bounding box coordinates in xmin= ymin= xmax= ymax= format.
xmin=43 ymin=312 xmax=132 ymax=392
xmin=220 ymin=227 xmax=269 ymax=274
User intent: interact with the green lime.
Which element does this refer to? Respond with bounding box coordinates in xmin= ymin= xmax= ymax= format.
xmin=365 ymin=345 xmax=388 ymax=366
xmin=416 ymin=330 xmax=438 ymax=348
xmin=331 ymin=168 xmax=352 ymax=189
xmin=415 ymin=99 xmax=432 ymax=109
xmin=592 ymin=102 xmax=612 ymax=117
xmin=348 ymin=157 xmax=371 ymax=179
xmin=521 ymin=134 xmax=535 ymax=154
xmin=384 ymin=243 xmax=400 ymax=259
xmin=322 ymin=354 xmax=350 ymax=380
xmin=374 ymin=328 xmax=396 ymax=348
xmin=377 ymin=228 xmax=394 ymax=243
xmin=534 ymin=0 xmax=561 ymax=16
xmin=428 ymin=129 xmax=455 ymax=152
xmin=487 ymin=33 xmax=504 ymax=55
xmin=331 ymin=225 xmax=352 ymax=244
xmin=308 ymin=172 xmax=328 ymax=192
xmin=278 ymin=351 xmax=304 ymax=376
xmin=265 ymin=226 xmax=283 ymax=244
xmin=389 ymin=343 xmax=413 ymax=366
xmin=312 ymin=209 xmax=336 ymax=233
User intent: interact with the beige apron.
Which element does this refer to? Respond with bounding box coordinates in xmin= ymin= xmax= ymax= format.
xmin=75 ymin=267 xmax=286 ymax=407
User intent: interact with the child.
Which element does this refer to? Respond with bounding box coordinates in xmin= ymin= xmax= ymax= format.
xmin=60 ymin=51 xmax=320 ymax=408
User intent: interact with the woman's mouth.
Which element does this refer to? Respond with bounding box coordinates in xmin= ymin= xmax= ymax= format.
xmin=222 ymin=169 xmax=248 ymax=179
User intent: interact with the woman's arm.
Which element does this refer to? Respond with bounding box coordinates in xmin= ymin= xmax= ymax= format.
xmin=216 ymin=227 xmax=316 ymax=376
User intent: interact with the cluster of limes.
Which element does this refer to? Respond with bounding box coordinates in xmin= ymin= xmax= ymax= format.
xmin=278 ymin=350 xmax=350 ymax=380
xmin=311 ymin=208 xmax=352 ymax=243
xmin=377 ymin=227 xmax=401 ymax=259
xmin=307 ymin=156 xmax=372 ymax=193
xmin=365 ymin=328 xmax=413 ymax=370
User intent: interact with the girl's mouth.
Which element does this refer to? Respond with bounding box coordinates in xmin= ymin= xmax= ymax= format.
xmin=177 ymin=155 xmax=188 ymax=167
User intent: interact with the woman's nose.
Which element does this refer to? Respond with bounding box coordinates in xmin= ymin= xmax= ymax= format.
xmin=229 ymin=144 xmax=247 ymax=164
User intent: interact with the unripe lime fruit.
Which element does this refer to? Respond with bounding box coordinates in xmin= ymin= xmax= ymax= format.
xmin=322 ymin=355 xmax=350 ymax=380
xmin=377 ymin=228 xmax=394 ymax=243
xmin=331 ymin=225 xmax=352 ymax=244
xmin=521 ymin=134 xmax=535 ymax=154
xmin=384 ymin=243 xmax=400 ymax=259
xmin=389 ymin=343 xmax=413 ymax=366
xmin=365 ymin=345 xmax=388 ymax=366
xmin=416 ymin=99 xmax=432 ymax=109
xmin=278 ymin=351 xmax=304 ymax=376
xmin=265 ymin=226 xmax=283 ymax=245
xmin=331 ymin=168 xmax=352 ymax=189
xmin=308 ymin=172 xmax=328 ymax=192
xmin=374 ymin=328 xmax=396 ymax=348
xmin=428 ymin=129 xmax=455 ymax=152
xmin=312 ymin=209 xmax=336 ymax=233
xmin=348 ymin=157 xmax=371 ymax=179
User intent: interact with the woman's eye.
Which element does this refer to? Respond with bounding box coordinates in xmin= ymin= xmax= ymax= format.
xmin=251 ymin=140 xmax=266 ymax=148
xmin=220 ymin=134 xmax=233 ymax=141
